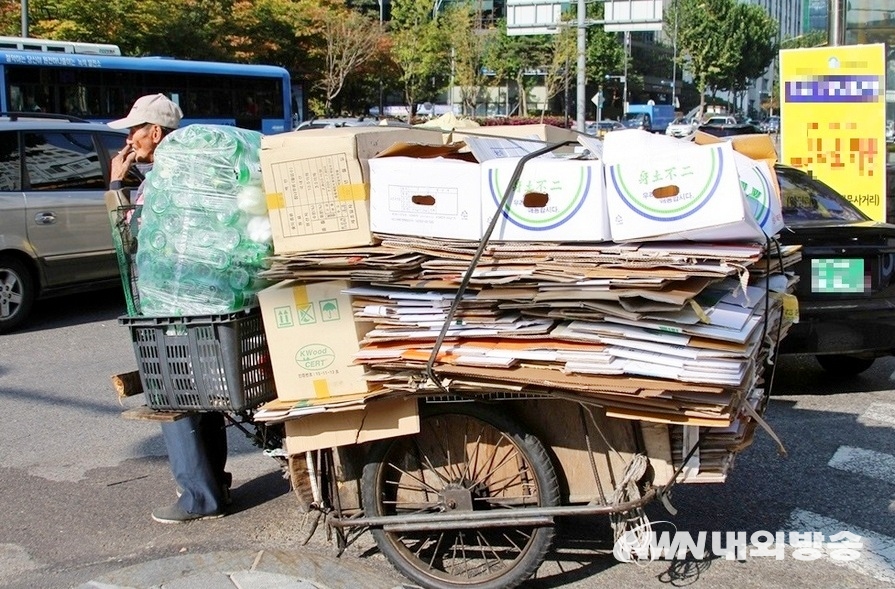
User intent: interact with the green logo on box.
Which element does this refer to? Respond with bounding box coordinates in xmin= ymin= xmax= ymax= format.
xmin=295 ymin=344 xmax=336 ymax=370
xmin=274 ymin=306 xmax=293 ymax=328
xmin=320 ymin=298 xmax=340 ymax=321
xmin=297 ymin=303 xmax=317 ymax=325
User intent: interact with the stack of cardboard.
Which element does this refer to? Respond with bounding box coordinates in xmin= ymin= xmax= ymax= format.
xmin=253 ymin=125 xmax=799 ymax=484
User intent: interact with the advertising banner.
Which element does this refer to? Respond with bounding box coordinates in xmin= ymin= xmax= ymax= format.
xmin=780 ymin=44 xmax=886 ymax=221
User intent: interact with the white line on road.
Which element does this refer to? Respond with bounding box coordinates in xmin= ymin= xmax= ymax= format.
xmin=828 ymin=446 xmax=895 ymax=486
xmin=786 ymin=509 xmax=895 ymax=584
xmin=859 ymin=403 xmax=895 ymax=428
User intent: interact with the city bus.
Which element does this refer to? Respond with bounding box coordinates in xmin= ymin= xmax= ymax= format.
xmin=0 ymin=38 xmax=293 ymax=134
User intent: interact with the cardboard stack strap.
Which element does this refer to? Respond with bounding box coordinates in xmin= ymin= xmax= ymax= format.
xmin=254 ymin=125 xmax=800 ymax=485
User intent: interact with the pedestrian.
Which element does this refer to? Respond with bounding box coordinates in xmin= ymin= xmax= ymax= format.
xmin=108 ymin=93 xmax=232 ymax=524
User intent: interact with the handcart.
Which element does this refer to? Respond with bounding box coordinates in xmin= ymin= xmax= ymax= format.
xmin=110 ymin=139 xmax=785 ymax=589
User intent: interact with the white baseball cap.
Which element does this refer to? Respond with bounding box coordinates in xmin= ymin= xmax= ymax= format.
xmin=108 ymin=93 xmax=183 ymax=130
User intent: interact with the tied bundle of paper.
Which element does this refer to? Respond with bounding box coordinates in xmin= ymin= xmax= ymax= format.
xmin=135 ymin=124 xmax=273 ymax=315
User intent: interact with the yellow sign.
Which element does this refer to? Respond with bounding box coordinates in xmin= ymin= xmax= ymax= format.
xmin=780 ymin=44 xmax=886 ymax=221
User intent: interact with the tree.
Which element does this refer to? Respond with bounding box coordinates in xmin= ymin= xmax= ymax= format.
xmin=665 ymin=0 xmax=738 ymax=119
xmin=390 ymin=0 xmax=448 ymax=117
xmin=718 ymin=3 xmax=778 ymax=110
xmin=539 ymin=24 xmax=576 ymax=122
xmin=315 ymin=7 xmax=382 ymax=115
xmin=441 ymin=3 xmax=491 ymax=117
xmin=483 ymin=20 xmax=552 ymax=117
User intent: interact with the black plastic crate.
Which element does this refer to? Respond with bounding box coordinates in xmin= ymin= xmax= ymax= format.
xmin=120 ymin=308 xmax=276 ymax=412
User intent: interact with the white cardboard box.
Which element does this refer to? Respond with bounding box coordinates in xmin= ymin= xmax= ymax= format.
xmin=260 ymin=127 xmax=442 ymax=253
xmin=481 ymin=157 xmax=610 ymax=241
xmin=369 ymin=155 xmax=483 ymax=240
xmin=257 ymin=279 xmax=372 ymax=402
xmin=370 ymin=142 xmax=607 ymax=242
xmin=604 ymin=139 xmax=763 ymax=242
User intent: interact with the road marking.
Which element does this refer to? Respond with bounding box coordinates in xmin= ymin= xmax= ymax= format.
xmin=828 ymin=446 xmax=895 ymax=486
xmin=786 ymin=509 xmax=895 ymax=584
xmin=860 ymin=403 xmax=895 ymax=427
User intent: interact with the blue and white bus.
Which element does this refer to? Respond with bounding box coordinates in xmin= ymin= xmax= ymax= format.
xmin=0 ymin=38 xmax=293 ymax=134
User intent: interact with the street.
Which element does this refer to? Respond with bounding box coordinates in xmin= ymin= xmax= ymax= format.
xmin=1 ymin=287 xmax=895 ymax=589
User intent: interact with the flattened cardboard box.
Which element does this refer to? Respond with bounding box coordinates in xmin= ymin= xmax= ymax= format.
xmin=260 ymin=127 xmax=442 ymax=254
xmin=258 ymin=279 xmax=372 ymax=402
xmin=284 ymin=397 xmax=420 ymax=454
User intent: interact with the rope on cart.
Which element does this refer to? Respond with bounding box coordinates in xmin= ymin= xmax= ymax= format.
xmin=423 ymin=140 xmax=580 ymax=394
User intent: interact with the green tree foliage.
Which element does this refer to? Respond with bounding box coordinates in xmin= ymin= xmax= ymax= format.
xmin=666 ymin=0 xmax=738 ymax=117
xmin=390 ymin=0 xmax=448 ymax=115
xmin=315 ymin=6 xmax=382 ymax=115
xmin=482 ymin=20 xmax=552 ymax=116
xmin=720 ymin=3 xmax=778 ymax=98
xmin=441 ymin=3 xmax=491 ymax=117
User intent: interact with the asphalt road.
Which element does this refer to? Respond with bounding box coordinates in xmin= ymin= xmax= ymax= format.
xmin=1 ymin=287 xmax=894 ymax=589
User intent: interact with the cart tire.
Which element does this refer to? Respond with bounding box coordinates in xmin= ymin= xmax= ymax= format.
xmin=362 ymin=402 xmax=559 ymax=589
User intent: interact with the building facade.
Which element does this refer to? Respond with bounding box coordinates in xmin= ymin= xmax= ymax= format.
xmin=840 ymin=0 xmax=894 ymax=124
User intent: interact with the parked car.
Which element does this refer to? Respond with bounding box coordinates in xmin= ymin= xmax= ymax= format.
xmin=776 ymin=164 xmax=895 ymax=374
xmin=0 ymin=113 xmax=135 ymax=333
xmin=697 ymin=119 xmax=762 ymax=137
xmin=665 ymin=116 xmax=697 ymax=138
xmin=762 ymin=115 xmax=780 ymax=134
xmin=586 ymin=119 xmax=625 ymax=138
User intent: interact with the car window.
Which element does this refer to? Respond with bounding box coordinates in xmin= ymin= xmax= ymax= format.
xmin=0 ymin=131 xmax=20 ymax=191
xmin=777 ymin=167 xmax=868 ymax=222
xmin=23 ymin=131 xmax=105 ymax=191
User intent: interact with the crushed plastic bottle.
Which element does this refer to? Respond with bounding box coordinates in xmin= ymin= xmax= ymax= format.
xmin=135 ymin=124 xmax=272 ymax=316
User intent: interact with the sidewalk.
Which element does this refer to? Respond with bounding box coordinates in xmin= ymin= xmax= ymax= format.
xmin=79 ymin=549 xmax=411 ymax=589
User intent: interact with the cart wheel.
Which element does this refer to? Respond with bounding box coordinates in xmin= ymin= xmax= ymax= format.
xmin=362 ymin=402 xmax=559 ymax=589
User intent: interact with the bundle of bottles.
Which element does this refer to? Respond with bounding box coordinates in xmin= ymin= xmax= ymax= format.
xmin=135 ymin=125 xmax=272 ymax=316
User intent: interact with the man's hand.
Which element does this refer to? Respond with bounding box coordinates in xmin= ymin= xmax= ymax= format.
xmin=111 ymin=145 xmax=136 ymax=184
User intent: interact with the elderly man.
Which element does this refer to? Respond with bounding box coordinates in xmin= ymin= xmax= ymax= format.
xmin=109 ymin=94 xmax=232 ymax=524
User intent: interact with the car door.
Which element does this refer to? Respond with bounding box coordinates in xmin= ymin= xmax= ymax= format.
xmin=0 ymin=130 xmax=28 ymax=257
xmin=21 ymin=128 xmax=124 ymax=288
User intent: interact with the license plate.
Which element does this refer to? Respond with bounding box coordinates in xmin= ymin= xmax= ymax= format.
xmin=810 ymin=258 xmax=866 ymax=293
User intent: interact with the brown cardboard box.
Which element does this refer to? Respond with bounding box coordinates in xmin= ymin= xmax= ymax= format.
xmin=450 ymin=123 xmax=583 ymax=150
xmin=260 ymin=126 xmax=442 ymax=254
xmin=257 ymin=279 xmax=372 ymax=402
xmin=284 ymin=397 xmax=420 ymax=454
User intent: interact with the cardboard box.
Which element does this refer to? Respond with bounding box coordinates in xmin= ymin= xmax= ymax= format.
xmin=482 ymin=157 xmax=610 ymax=241
xmin=370 ymin=142 xmax=607 ymax=242
xmin=284 ymin=397 xmax=420 ymax=454
xmin=604 ymin=138 xmax=763 ymax=242
xmin=369 ymin=148 xmax=483 ymax=240
xmin=693 ymin=131 xmax=783 ymax=237
xmin=451 ymin=124 xmax=583 ymax=152
xmin=260 ymin=127 xmax=442 ymax=254
xmin=257 ymin=279 xmax=372 ymax=402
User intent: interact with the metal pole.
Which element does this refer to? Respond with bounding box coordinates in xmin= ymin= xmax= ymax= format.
xmin=21 ymin=0 xmax=28 ymax=37
xmin=671 ymin=7 xmax=678 ymax=110
xmin=829 ymin=0 xmax=844 ymax=47
xmin=378 ymin=0 xmax=384 ymax=118
xmin=575 ymin=0 xmax=586 ymax=131
xmin=623 ymin=31 xmax=630 ymax=115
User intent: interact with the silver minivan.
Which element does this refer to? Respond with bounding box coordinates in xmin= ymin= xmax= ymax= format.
xmin=0 ymin=114 xmax=136 ymax=332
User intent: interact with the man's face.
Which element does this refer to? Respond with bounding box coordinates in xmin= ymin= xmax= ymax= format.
xmin=127 ymin=123 xmax=160 ymax=162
